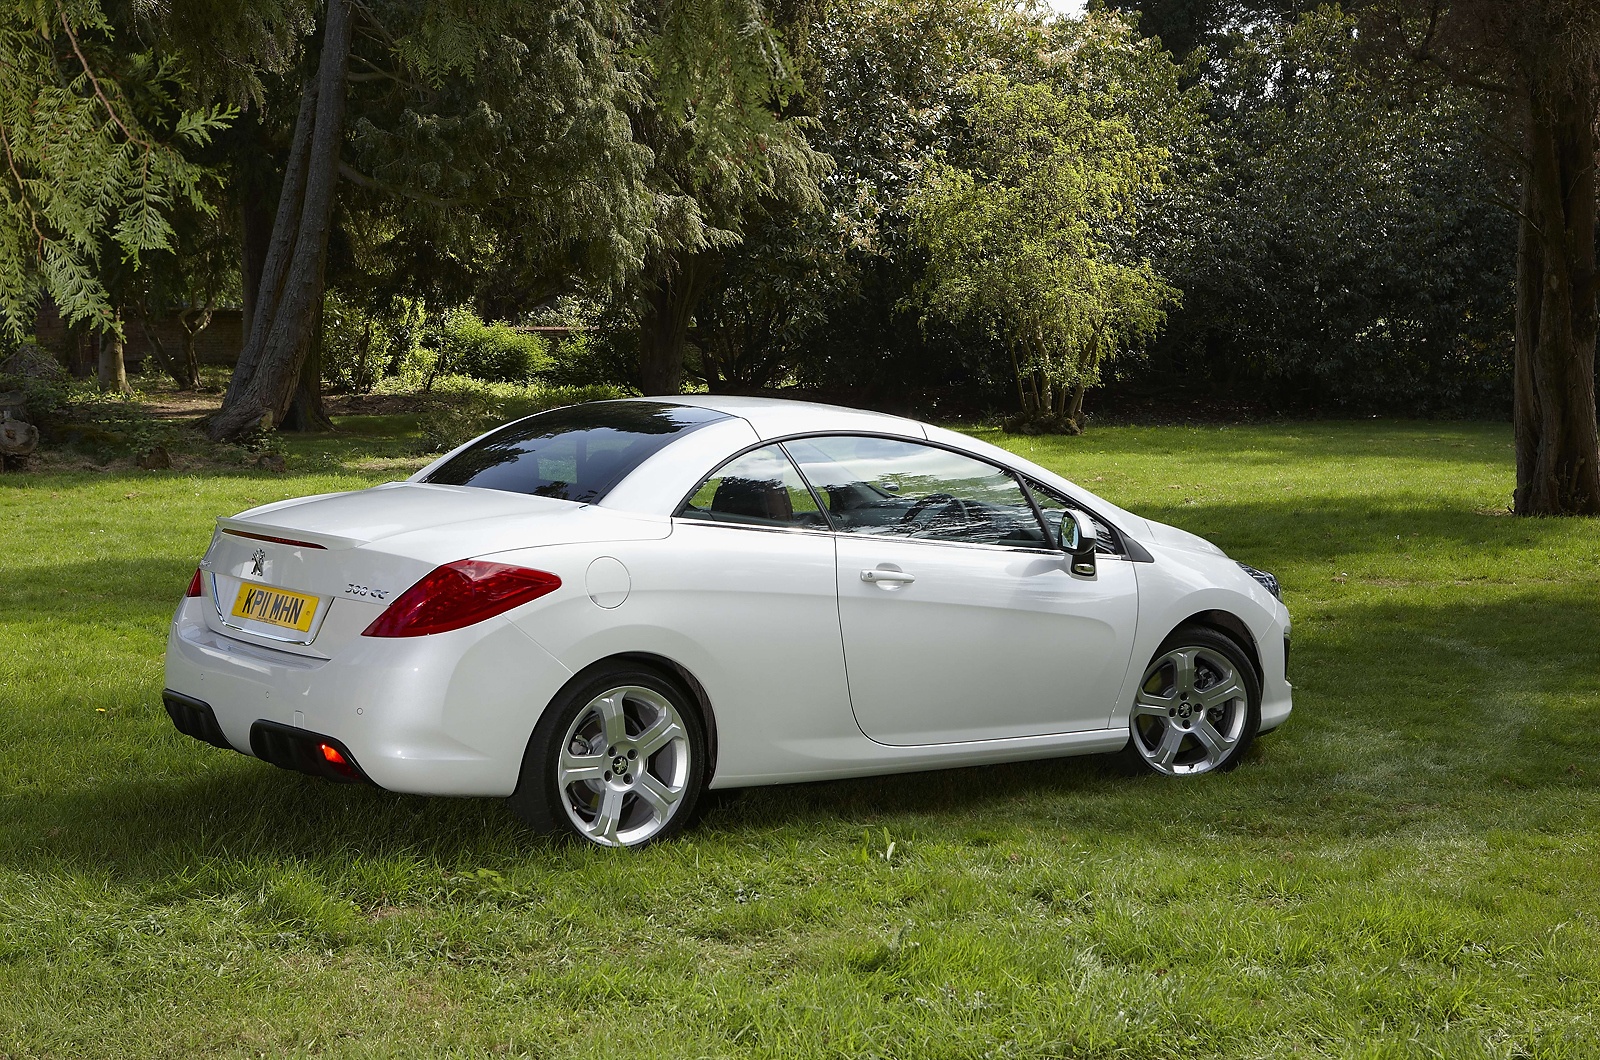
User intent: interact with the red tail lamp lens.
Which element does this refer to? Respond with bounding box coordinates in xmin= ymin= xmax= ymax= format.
xmin=362 ymin=560 xmax=562 ymax=638
xmin=185 ymin=568 xmax=205 ymax=598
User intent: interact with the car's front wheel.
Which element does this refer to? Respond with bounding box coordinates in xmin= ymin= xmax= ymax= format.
xmin=509 ymin=665 xmax=706 ymax=847
xmin=1125 ymin=627 xmax=1259 ymax=776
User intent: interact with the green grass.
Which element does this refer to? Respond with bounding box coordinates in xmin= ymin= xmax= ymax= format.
xmin=2 ymin=419 xmax=1598 ymax=1058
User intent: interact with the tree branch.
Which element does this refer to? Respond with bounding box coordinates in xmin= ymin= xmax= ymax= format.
xmin=348 ymin=0 xmax=399 ymax=50
xmin=350 ymin=52 xmax=413 ymax=87
xmin=338 ymin=160 xmax=456 ymax=206
xmin=0 ymin=123 xmax=47 ymax=254
xmin=59 ymin=11 xmax=152 ymax=148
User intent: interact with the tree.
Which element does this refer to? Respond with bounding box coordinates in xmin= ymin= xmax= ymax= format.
xmin=0 ymin=1 xmax=233 ymax=343
xmin=910 ymin=12 xmax=1194 ymax=429
xmin=129 ymin=202 xmax=240 ymax=389
xmin=210 ymin=0 xmax=658 ymax=439
xmin=1355 ymin=1 xmax=1600 ymax=515
xmin=689 ymin=210 xmax=844 ymax=390
xmin=207 ymin=0 xmax=354 ymax=438
xmin=1099 ymin=0 xmax=1320 ymax=61
xmin=1122 ymin=7 xmax=1516 ymax=415
xmin=782 ymin=0 xmax=1059 ymax=405
xmin=623 ymin=0 xmax=830 ymax=395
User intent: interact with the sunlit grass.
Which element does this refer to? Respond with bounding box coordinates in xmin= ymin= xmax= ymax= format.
xmin=1 ymin=418 xmax=1597 ymax=1058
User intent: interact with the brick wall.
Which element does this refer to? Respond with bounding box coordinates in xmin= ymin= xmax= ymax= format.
xmin=35 ymin=301 xmax=244 ymax=376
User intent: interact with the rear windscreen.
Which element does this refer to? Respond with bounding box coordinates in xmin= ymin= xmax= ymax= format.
xmin=424 ymin=401 xmax=730 ymax=502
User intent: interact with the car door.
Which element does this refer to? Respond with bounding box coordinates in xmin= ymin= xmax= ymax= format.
xmin=662 ymin=443 xmax=856 ymax=768
xmin=784 ymin=435 xmax=1138 ymax=745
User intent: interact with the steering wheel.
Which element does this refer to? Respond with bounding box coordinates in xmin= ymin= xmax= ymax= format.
xmin=900 ymin=492 xmax=966 ymax=526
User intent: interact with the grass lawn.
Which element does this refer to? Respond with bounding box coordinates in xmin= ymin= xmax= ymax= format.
xmin=2 ymin=418 xmax=1598 ymax=1058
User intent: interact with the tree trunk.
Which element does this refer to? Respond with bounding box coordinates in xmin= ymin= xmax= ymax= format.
xmin=240 ymin=195 xmax=273 ymax=350
xmin=135 ymin=305 xmax=193 ymax=389
xmin=638 ymin=256 xmax=711 ymax=395
xmin=1066 ymin=380 xmax=1088 ymax=426
xmin=68 ymin=325 xmax=93 ymax=378
xmin=1512 ymin=80 xmax=1600 ymax=516
xmin=177 ymin=307 xmax=210 ymax=390
xmin=210 ymin=0 xmax=352 ymax=441
xmin=97 ymin=315 xmax=130 ymax=394
xmin=225 ymin=79 xmax=318 ymax=411
xmin=1006 ymin=334 xmax=1030 ymax=414
xmin=283 ymin=297 xmax=334 ymax=431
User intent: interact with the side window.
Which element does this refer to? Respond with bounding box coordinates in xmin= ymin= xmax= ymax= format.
xmin=676 ymin=445 xmax=829 ymax=530
xmin=1025 ymin=479 xmax=1122 ymax=555
xmin=785 ymin=435 xmax=1049 ymax=548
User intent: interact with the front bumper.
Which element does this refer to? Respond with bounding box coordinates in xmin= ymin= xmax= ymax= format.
xmin=163 ymin=598 xmax=573 ymax=796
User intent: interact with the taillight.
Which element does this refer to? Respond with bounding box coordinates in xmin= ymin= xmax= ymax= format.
xmin=362 ymin=560 xmax=561 ymax=638
xmin=186 ymin=568 xmax=204 ymax=598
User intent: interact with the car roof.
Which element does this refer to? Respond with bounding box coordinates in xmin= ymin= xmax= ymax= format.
xmin=639 ymin=394 xmax=930 ymax=442
xmin=635 ymin=395 xmax=1149 ymax=538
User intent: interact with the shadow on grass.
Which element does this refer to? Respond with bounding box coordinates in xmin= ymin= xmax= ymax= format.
xmin=4 ymin=583 xmax=1597 ymax=880
xmin=0 ymin=556 xmax=209 ymax=627
xmin=1129 ymin=497 xmax=1577 ymax=571
xmin=3 ymin=495 xmax=1597 ymax=877
xmin=982 ymin=419 xmax=1514 ymax=468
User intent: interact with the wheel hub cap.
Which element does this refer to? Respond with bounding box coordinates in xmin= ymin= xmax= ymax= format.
xmin=555 ymin=685 xmax=691 ymax=847
xmin=1130 ymin=646 xmax=1247 ymax=775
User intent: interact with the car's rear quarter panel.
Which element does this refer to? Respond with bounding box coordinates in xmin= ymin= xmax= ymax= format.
xmin=498 ymin=525 xmax=864 ymax=788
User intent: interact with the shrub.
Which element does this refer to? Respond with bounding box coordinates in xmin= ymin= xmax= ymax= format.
xmin=323 ymin=293 xmax=421 ymax=394
xmin=416 ymin=390 xmax=504 ymax=454
xmin=428 ymin=309 xmax=548 ymax=385
xmin=403 ymin=376 xmax=631 ymax=453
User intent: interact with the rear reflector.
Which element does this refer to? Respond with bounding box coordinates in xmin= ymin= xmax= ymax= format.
xmin=185 ymin=568 xmax=204 ymax=598
xmin=362 ymin=560 xmax=561 ymax=638
xmin=319 ymin=743 xmax=356 ymax=779
xmin=222 ymin=529 xmax=327 ymax=550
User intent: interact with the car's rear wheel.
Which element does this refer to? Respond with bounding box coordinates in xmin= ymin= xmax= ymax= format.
xmin=509 ymin=665 xmax=706 ymax=847
xmin=1125 ymin=627 xmax=1259 ymax=776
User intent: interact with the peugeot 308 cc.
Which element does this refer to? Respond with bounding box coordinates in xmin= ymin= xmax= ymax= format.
xmin=164 ymin=397 xmax=1292 ymax=847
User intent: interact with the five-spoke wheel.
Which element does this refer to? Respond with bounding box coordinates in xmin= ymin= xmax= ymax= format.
xmin=1127 ymin=627 xmax=1259 ymax=776
xmin=510 ymin=665 xmax=706 ymax=847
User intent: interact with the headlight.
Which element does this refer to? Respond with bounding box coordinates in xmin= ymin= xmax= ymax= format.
xmin=1237 ymin=562 xmax=1280 ymax=600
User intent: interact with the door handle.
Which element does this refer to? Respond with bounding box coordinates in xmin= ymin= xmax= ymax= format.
xmin=861 ymin=569 xmax=915 ymax=584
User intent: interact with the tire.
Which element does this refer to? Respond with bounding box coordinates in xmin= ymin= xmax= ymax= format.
xmin=1122 ymin=626 xmax=1260 ymax=776
xmin=508 ymin=664 xmax=707 ymax=848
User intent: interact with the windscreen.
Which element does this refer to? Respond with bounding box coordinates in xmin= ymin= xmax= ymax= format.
xmin=424 ymin=401 xmax=730 ymax=502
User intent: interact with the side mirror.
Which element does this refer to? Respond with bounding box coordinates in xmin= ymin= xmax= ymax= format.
xmin=1060 ymin=510 xmax=1097 ymax=577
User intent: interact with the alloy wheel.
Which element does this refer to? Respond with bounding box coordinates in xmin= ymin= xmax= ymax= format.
xmin=1130 ymin=645 xmax=1249 ymax=775
xmin=556 ymin=685 xmax=691 ymax=846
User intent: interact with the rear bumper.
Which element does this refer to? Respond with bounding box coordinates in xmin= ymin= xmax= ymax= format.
xmin=164 ymin=692 xmax=374 ymax=784
xmin=162 ymin=598 xmax=574 ymax=796
xmin=163 ymin=690 xmax=233 ymax=750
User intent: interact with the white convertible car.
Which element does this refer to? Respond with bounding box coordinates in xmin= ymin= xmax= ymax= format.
xmin=164 ymin=397 xmax=1291 ymax=847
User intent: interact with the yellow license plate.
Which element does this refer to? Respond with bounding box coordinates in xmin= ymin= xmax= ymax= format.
xmin=231 ymin=583 xmax=318 ymax=633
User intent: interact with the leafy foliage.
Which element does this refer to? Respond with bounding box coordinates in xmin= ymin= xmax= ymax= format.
xmin=423 ymin=309 xmax=549 ymax=385
xmin=0 ymin=0 xmax=233 ymax=337
xmin=726 ymin=0 xmax=1046 ymax=401
xmin=321 ymin=290 xmax=419 ymax=394
xmin=1137 ymin=7 xmax=1516 ymax=413
xmin=338 ymin=0 xmax=654 ymax=309
xmin=910 ymin=13 xmax=1194 ymax=426
xmin=415 ymin=388 xmax=503 ymax=453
